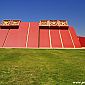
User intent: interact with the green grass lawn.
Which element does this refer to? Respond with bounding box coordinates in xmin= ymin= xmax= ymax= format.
xmin=0 ymin=49 xmax=85 ymax=85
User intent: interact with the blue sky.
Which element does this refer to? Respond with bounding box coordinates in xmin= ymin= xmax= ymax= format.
xmin=0 ymin=0 xmax=85 ymax=36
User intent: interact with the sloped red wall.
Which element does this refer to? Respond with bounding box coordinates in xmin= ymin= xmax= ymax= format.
xmin=39 ymin=29 xmax=50 ymax=48
xmin=50 ymin=29 xmax=62 ymax=48
xmin=27 ymin=22 xmax=39 ymax=48
xmin=0 ymin=22 xmax=83 ymax=48
xmin=0 ymin=29 xmax=9 ymax=47
xmin=69 ymin=27 xmax=81 ymax=48
xmin=60 ymin=29 xmax=74 ymax=48
xmin=3 ymin=22 xmax=28 ymax=47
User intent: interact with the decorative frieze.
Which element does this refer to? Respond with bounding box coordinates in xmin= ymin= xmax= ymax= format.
xmin=39 ymin=20 xmax=68 ymax=27
xmin=0 ymin=20 xmax=21 ymax=26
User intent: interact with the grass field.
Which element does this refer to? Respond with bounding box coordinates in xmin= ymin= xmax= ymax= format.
xmin=0 ymin=49 xmax=85 ymax=85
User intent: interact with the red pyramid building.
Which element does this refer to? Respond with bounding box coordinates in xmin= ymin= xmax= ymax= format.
xmin=0 ymin=20 xmax=85 ymax=48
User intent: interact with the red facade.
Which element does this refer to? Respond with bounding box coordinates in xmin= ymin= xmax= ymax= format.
xmin=78 ymin=37 xmax=85 ymax=47
xmin=0 ymin=20 xmax=84 ymax=48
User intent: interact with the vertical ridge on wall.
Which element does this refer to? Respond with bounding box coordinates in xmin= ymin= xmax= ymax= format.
xmin=2 ymin=29 xmax=10 ymax=47
xmin=68 ymin=29 xmax=75 ymax=48
xmin=27 ymin=22 xmax=39 ymax=48
xmin=59 ymin=29 xmax=64 ymax=48
xmin=26 ymin=22 xmax=30 ymax=48
xmin=0 ymin=29 xmax=9 ymax=47
xmin=60 ymin=29 xmax=74 ymax=48
xmin=49 ymin=29 xmax=52 ymax=48
xmin=69 ymin=27 xmax=81 ymax=48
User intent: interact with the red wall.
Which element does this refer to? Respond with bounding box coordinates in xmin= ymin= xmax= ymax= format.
xmin=4 ymin=22 xmax=28 ymax=47
xmin=79 ymin=36 xmax=85 ymax=47
xmin=28 ymin=22 xmax=39 ymax=48
xmin=0 ymin=21 xmax=84 ymax=48
xmin=69 ymin=27 xmax=81 ymax=48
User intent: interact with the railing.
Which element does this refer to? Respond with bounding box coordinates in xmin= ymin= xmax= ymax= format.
xmin=39 ymin=20 xmax=68 ymax=27
xmin=0 ymin=20 xmax=21 ymax=26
